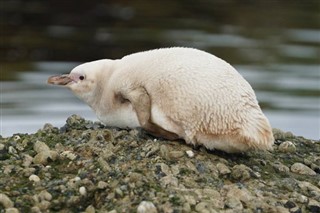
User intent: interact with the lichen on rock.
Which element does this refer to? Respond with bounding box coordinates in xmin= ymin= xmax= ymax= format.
xmin=0 ymin=115 xmax=319 ymax=212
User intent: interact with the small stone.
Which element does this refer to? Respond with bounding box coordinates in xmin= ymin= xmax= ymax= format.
xmin=291 ymin=163 xmax=316 ymax=175
xmin=38 ymin=190 xmax=52 ymax=201
xmin=272 ymin=162 xmax=290 ymax=173
xmin=115 ymin=188 xmax=123 ymax=197
xmin=34 ymin=140 xmax=50 ymax=153
xmin=31 ymin=206 xmax=41 ymax=213
xmin=22 ymin=154 xmax=33 ymax=167
xmin=85 ymin=205 xmax=96 ymax=213
xmin=97 ymin=181 xmax=108 ymax=189
xmin=231 ymin=164 xmax=252 ymax=181
xmin=137 ymin=201 xmax=157 ymax=213
xmin=8 ymin=146 xmax=17 ymax=154
xmin=195 ymin=202 xmax=213 ymax=212
xmin=29 ymin=174 xmax=40 ymax=182
xmin=225 ymin=197 xmax=243 ymax=209
xmin=278 ymin=141 xmax=296 ymax=153
xmin=308 ymin=199 xmax=320 ymax=213
xmin=0 ymin=193 xmax=14 ymax=208
xmin=216 ymin=162 xmax=231 ymax=175
xmin=186 ymin=150 xmax=194 ymax=158
xmin=5 ymin=208 xmax=19 ymax=213
xmin=60 ymin=151 xmax=77 ymax=160
xmin=169 ymin=151 xmax=184 ymax=159
xmin=79 ymin=186 xmax=87 ymax=196
xmin=108 ymin=210 xmax=117 ymax=213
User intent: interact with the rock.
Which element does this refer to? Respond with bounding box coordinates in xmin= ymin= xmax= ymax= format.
xmin=186 ymin=150 xmax=194 ymax=158
xmin=33 ymin=141 xmax=58 ymax=165
xmin=60 ymin=151 xmax=77 ymax=160
xmin=291 ymin=163 xmax=316 ymax=175
xmin=231 ymin=164 xmax=252 ymax=181
xmin=79 ymin=186 xmax=87 ymax=196
xmin=85 ymin=205 xmax=96 ymax=213
xmin=195 ymin=201 xmax=216 ymax=213
xmin=38 ymin=190 xmax=52 ymax=201
xmin=0 ymin=193 xmax=14 ymax=208
xmin=278 ymin=141 xmax=296 ymax=153
xmin=29 ymin=174 xmax=40 ymax=182
xmin=272 ymin=162 xmax=290 ymax=173
xmin=137 ymin=201 xmax=157 ymax=213
xmin=97 ymin=181 xmax=108 ymax=189
xmin=308 ymin=199 xmax=320 ymax=213
xmin=5 ymin=208 xmax=19 ymax=213
xmin=225 ymin=197 xmax=243 ymax=210
xmin=160 ymin=175 xmax=179 ymax=187
xmin=169 ymin=151 xmax=184 ymax=159
xmin=22 ymin=154 xmax=33 ymax=167
xmin=216 ymin=162 xmax=231 ymax=175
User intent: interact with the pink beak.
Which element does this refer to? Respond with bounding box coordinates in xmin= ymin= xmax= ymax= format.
xmin=47 ymin=74 xmax=73 ymax=86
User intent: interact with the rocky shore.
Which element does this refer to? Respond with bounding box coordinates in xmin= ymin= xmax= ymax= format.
xmin=0 ymin=115 xmax=319 ymax=213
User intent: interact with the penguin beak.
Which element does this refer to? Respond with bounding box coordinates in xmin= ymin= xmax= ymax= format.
xmin=47 ymin=74 xmax=73 ymax=86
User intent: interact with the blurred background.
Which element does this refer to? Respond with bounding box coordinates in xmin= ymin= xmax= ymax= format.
xmin=1 ymin=0 xmax=319 ymax=139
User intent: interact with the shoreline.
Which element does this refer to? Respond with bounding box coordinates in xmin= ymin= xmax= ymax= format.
xmin=1 ymin=115 xmax=319 ymax=212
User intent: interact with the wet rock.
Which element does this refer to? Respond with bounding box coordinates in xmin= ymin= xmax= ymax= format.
xmin=137 ymin=201 xmax=157 ymax=213
xmin=291 ymin=163 xmax=316 ymax=175
xmin=0 ymin=193 xmax=14 ymax=208
xmin=278 ymin=141 xmax=296 ymax=153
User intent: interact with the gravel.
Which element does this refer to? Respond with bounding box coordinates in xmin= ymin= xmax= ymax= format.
xmin=0 ymin=114 xmax=319 ymax=212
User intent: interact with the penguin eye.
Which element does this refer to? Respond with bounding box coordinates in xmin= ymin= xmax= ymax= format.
xmin=79 ymin=75 xmax=85 ymax=80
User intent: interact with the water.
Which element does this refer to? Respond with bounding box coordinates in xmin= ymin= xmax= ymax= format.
xmin=1 ymin=1 xmax=319 ymax=139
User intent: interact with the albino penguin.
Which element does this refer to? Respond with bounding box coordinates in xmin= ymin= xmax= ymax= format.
xmin=48 ymin=47 xmax=274 ymax=153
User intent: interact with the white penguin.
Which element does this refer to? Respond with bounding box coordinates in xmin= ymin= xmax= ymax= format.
xmin=48 ymin=47 xmax=274 ymax=153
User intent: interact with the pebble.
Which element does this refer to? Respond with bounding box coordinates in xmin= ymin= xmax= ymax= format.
xmin=29 ymin=174 xmax=40 ymax=182
xmin=291 ymin=163 xmax=316 ymax=175
xmin=137 ymin=201 xmax=157 ymax=213
xmin=195 ymin=201 xmax=214 ymax=212
xmin=169 ymin=151 xmax=184 ymax=159
xmin=38 ymin=190 xmax=52 ymax=201
xmin=225 ymin=197 xmax=243 ymax=210
xmin=216 ymin=162 xmax=231 ymax=175
xmin=0 ymin=193 xmax=14 ymax=208
xmin=60 ymin=151 xmax=77 ymax=160
xmin=97 ymin=181 xmax=108 ymax=189
xmin=308 ymin=199 xmax=320 ymax=212
xmin=5 ymin=208 xmax=19 ymax=213
xmin=278 ymin=141 xmax=296 ymax=153
xmin=186 ymin=150 xmax=194 ymax=158
xmin=85 ymin=205 xmax=96 ymax=213
xmin=33 ymin=141 xmax=58 ymax=165
xmin=231 ymin=164 xmax=252 ymax=181
xmin=79 ymin=186 xmax=87 ymax=196
xmin=272 ymin=162 xmax=290 ymax=173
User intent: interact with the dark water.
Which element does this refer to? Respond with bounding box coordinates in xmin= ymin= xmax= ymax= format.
xmin=1 ymin=1 xmax=319 ymax=139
